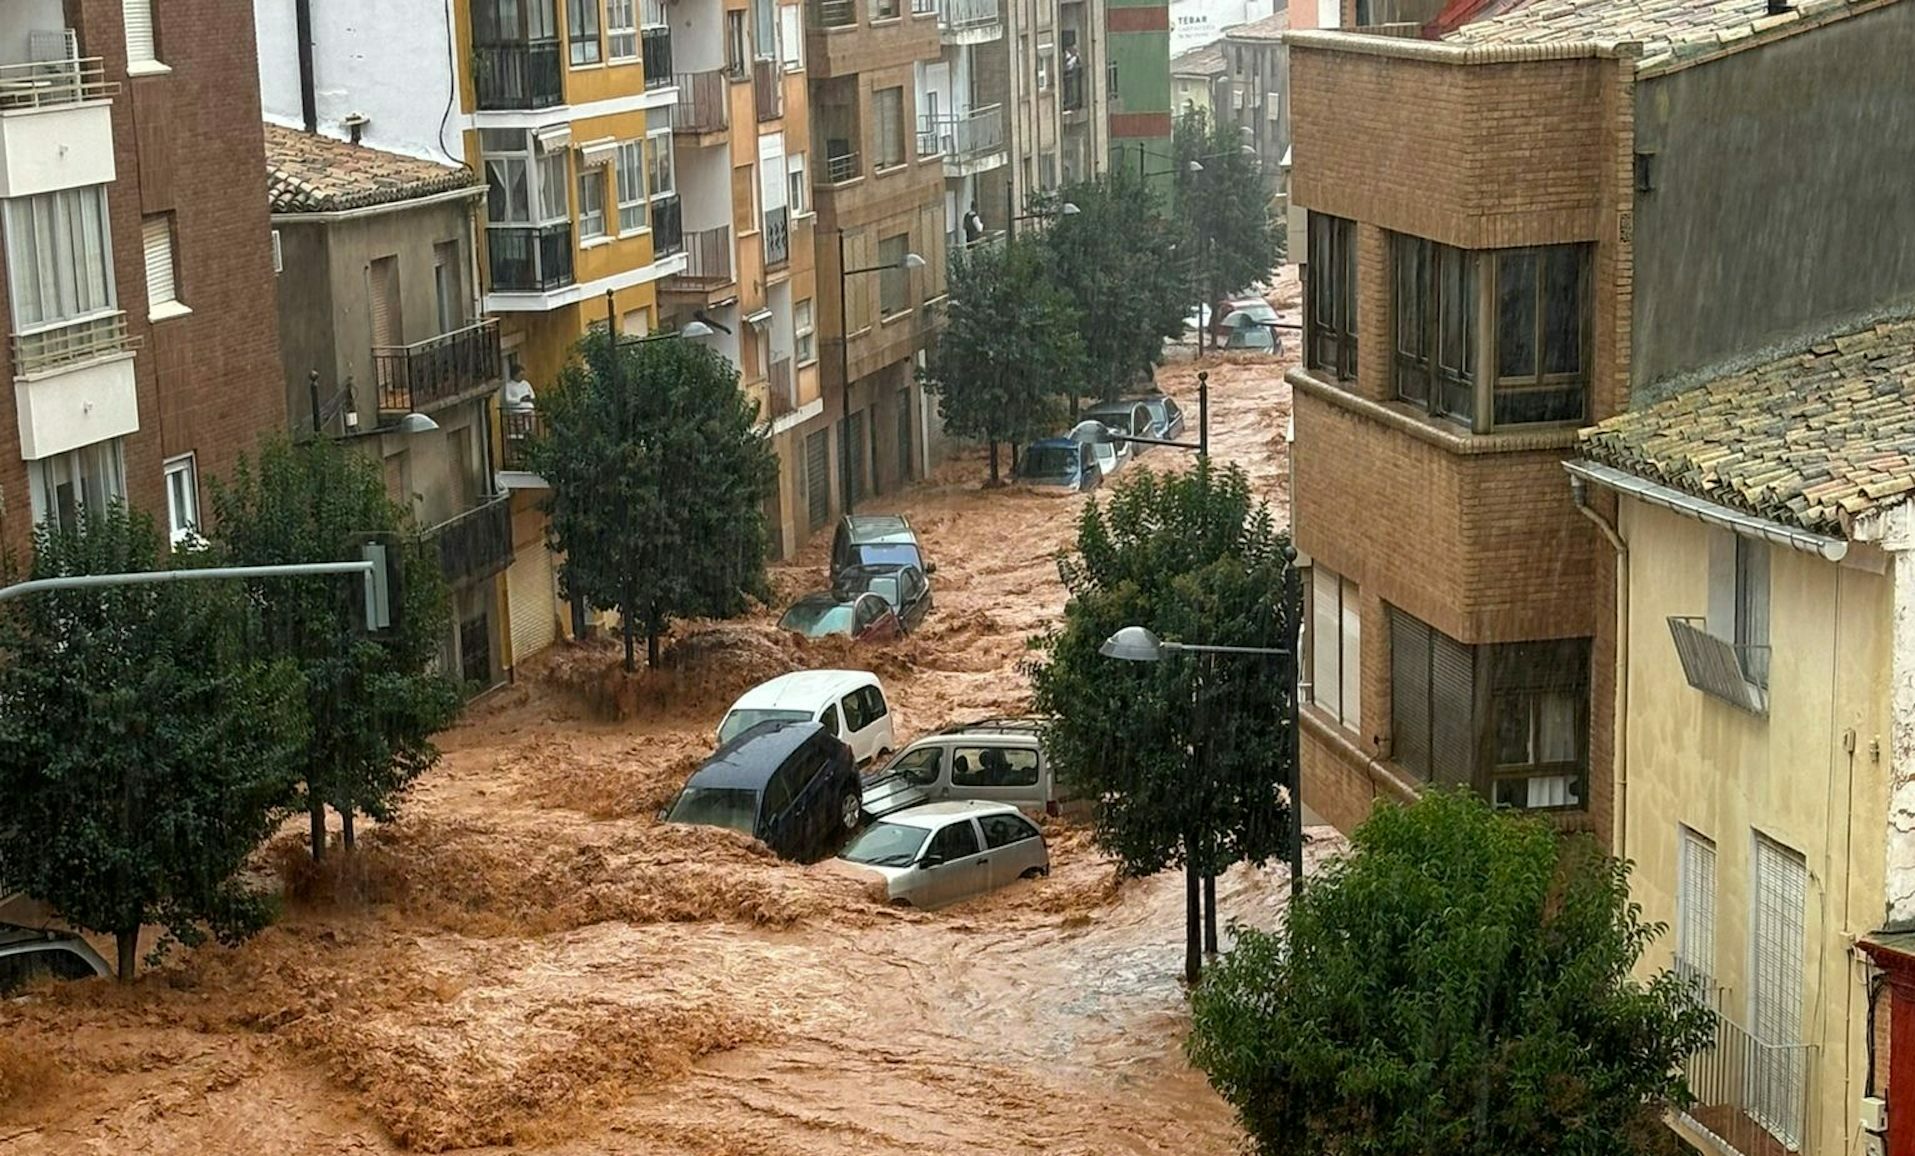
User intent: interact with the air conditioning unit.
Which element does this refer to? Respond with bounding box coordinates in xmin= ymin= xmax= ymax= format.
xmin=271 ymin=229 xmax=283 ymax=274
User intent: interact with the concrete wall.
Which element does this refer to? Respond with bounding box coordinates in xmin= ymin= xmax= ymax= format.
xmin=254 ymin=0 xmax=461 ymax=163
xmin=1631 ymin=2 xmax=1915 ymax=391
xmin=1620 ymin=498 xmax=1891 ymax=1156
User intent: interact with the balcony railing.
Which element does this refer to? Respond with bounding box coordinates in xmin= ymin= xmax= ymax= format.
xmin=651 ymin=195 xmax=684 ymax=256
xmin=10 ymin=311 xmax=132 ymax=378
xmin=915 ymin=125 xmax=940 ymax=157
xmin=753 ymin=57 xmax=783 ymax=121
xmin=825 ymin=148 xmax=860 ymax=183
xmin=924 ymin=104 xmax=1004 ymax=163
xmin=641 ymin=26 xmax=674 ymax=90
xmin=372 ymin=319 xmax=502 ymax=414
xmin=500 ymin=408 xmax=541 ymax=472
xmin=768 ymin=358 xmax=796 ymax=419
xmin=672 ymin=70 xmax=728 ymax=133
xmin=669 ymin=224 xmax=734 ymax=288
xmin=431 ymin=491 xmax=514 ymax=588
xmin=1062 ymin=68 xmax=1086 ymax=112
xmin=1680 ymin=992 xmax=1813 ymax=1155
xmin=913 ymin=0 xmax=937 ymax=13
xmin=473 ymin=39 xmax=563 ymax=110
xmin=809 ymin=0 xmax=857 ymax=27
xmin=938 ymin=0 xmax=1001 ymax=32
xmin=0 ymin=55 xmax=115 ymax=111
xmin=1667 ymin=617 xmax=1769 ymax=715
xmin=764 ymin=205 xmax=790 ymax=269
xmin=488 ymin=223 xmax=575 ymax=292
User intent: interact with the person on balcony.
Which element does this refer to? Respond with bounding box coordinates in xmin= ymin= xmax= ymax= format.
xmin=963 ymin=202 xmax=984 ymax=247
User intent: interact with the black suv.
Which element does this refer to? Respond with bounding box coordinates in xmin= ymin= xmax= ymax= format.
xmin=663 ymin=721 xmax=864 ymax=860
xmin=829 ymin=514 xmax=935 ymax=586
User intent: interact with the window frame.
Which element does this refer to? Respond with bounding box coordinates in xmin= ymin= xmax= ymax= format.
xmin=1735 ymin=536 xmax=1771 ymax=690
xmin=123 ymin=0 xmax=162 ymax=70
xmin=615 ymin=139 xmax=648 ymax=233
xmin=606 ymin=0 xmax=639 ymax=60
xmin=645 ymin=128 xmax=676 ymax=203
xmin=30 ymin=437 xmax=127 ymax=533
xmin=576 ymin=164 xmax=608 ymax=240
xmin=1305 ymin=212 xmax=1356 ymax=380
xmin=4 ymin=186 xmax=118 ymax=333
xmin=1489 ymin=244 xmax=1590 ymax=427
xmin=877 ymin=233 xmax=909 ymax=317
xmin=1486 ymin=638 xmax=1589 ymax=812
xmin=1304 ymin=565 xmax=1360 ymax=732
xmin=567 ymin=0 xmax=603 ymax=66
xmin=873 ymin=87 xmax=906 ymax=170
xmin=795 ymin=298 xmax=816 ymax=365
xmin=1390 ymin=232 xmax=1475 ymax=425
xmin=163 ymin=453 xmax=199 ymax=545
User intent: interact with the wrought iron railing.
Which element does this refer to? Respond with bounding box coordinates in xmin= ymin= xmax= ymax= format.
xmin=487 ymin=223 xmax=575 ymax=291
xmin=500 ymin=409 xmax=541 ymax=472
xmin=809 ymin=0 xmax=856 ymax=26
xmin=1680 ymin=993 xmax=1814 ymax=1155
xmin=923 ymin=104 xmax=1004 ymax=162
xmin=473 ymin=39 xmax=563 ymax=110
xmin=669 ymin=224 xmax=733 ymax=287
xmin=912 ymin=0 xmax=937 ymax=13
xmin=916 ymin=125 xmax=940 ymax=157
xmin=1668 ymin=617 xmax=1770 ymax=715
xmin=10 ymin=311 xmax=132 ymax=377
xmin=825 ymin=148 xmax=860 ymax=183
xmin=430 ymin=492 xmax=514 ymax=588
xmin=763 ymin=205 xmax=790 ymax=269
xmin=938 ymin=0 xmax=1000 ymax=32
xmin=641 ymin=26 xmax=674 ymax=89
xmin=672 ymin=70 xmax=728 ymax=132
xmin=372 ymin=319 xmax=502 ymax=413
xmin=0 ymin=55 xmax=115 ymax=110
xmin=753 ymin=57 xmax=783 ymax=121
xmin=651 ymin=195 xmax=684 ymax=256
xmin=768 ymin=358 xmax=796 ymax=418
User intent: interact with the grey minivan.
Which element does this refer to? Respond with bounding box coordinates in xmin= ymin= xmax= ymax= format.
xmin=860 ymin=718 xmax=1078 ymax=820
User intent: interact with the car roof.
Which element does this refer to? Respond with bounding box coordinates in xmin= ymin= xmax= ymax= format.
xmin=1069 ymin=420 xmax=1113 ymax=439
xmin=688 ymin=721 xmax=827 ymax=788
xmin=1085 ymin=400 xmax=1146 ymax=415
xmin=935 ymin=716 xmax=1045 ymax=737
xmin=728 ymin=669 xmax=882 ymax=711
xmin=878 ymin=800 xmax=1027 ymax=829
xmin=0 ymin=923 xmax=91 ymax=952
xmin=842 ymin=514 xmax=915 ymax=544
xmin=789 ymin=591 xmax=856 ymax=608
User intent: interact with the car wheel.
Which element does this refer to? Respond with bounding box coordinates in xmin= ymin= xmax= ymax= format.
xmin=1021 ymin=866 xmax=1047 ymax=880
xmin=839 ymin=788 xmax=863 ymax=832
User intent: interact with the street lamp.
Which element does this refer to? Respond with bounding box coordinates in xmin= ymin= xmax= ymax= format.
xmin=1005 ymin=193 xmax=1081 ymax=240
xmin=308 ymin=370 xmax=442 ymax=438
xmin=837 ymin=236 xmax=925 ymax=514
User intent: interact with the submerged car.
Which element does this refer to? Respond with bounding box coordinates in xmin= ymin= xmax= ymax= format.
xmin=830 ymin=514 xmax=935 ymax=586
xmin=861 ymin=716 xmax=1079 ymax=819
xmin=1068 ymin=420 xmax=1129 ymax=478
xmin=1134 ymin=393 xmax=1187 ymax=443
xmin=1016 ymin=437 xmax=1101 ymax=492
xmin=1083 ymin=400 xmax=1155 ymax=453
xmin=0 ymin=924 xmax=112 ymax=993
xmin=663 ymin=721 xmax=863 ymax=860
xmin=716 ymin=669 xmax=896 ymax=765
xmin=833 ymin=563 xmax=932 ymax=632
xmin=778 ymin=591 xmax=902 ymax=642
xmin=835 ymin=800 xmax=1050 ymax=908
xmin=1209 ymin=296 xmax=1279 ymax=340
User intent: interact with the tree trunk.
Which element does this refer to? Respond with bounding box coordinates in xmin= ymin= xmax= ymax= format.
xmin=308 ymin=795 xmax=327 ymax=862
xmin=1184 ymin=840 xmax=1202 ymax=987
xmin=622 ymin=610 xmax=637 ymax=673
xmin=986 ymin=441 xmax=1001 ymax=487
xmin=1010 ymin=442 xmax=1020 ymax=475
xmin=340 ymin=803 xmax=356 ymax=852
xmin=646 ymin=604 xmax=662 ymax=669
xmin=1203 ymin=872 xmax=1219 ymax=955
xmin=115 ymin=927 xmax=138 ymax=982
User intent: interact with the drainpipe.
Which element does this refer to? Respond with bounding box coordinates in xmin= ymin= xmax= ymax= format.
xmin=1571 ymin=473 xmax=1629 ymax=858
xmin=296 ymin=0 xmax=318 ymax=133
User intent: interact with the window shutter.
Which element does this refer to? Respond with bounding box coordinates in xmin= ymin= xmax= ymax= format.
xmin=1677 ymin=829 xmax=1716 ymax=979
xmin=123 ymin=0 xmax=156 ymax=64
xmin=1339 ymin=582 xmax=1361 ymax=730
xmin=369 ymin=257 xmax=399 ymax=349
xmin=1311 ymin=567 xmax=1340 ymax=718
xmin=1390 ymin=610 xmax=1430 ymax=778
xmin=1429 ymin=630 xmax=1477 ymax=788
xmin=1751 ymin=834 xmax=1808 ymax=1145
xmin=141 ymin=216 xmax=175 ymax=306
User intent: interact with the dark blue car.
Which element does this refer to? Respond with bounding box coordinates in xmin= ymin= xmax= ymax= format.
xmin=1017 ymin=437 xmax=1101 ymax=491
xmin=664 ymin=721 xmax=864 ymax=860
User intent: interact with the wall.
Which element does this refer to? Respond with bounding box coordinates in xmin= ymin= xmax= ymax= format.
xmin=1107 ymin=0 xmax=1172 ymax=167
xmin=1169 ymin=0 xmax=1271 ymax=52
xmin=1621 ymin=498 xmax=1891 ymax=1156
xmin=254 ymin=0 xmax=461 ymax=163
xmin=1632 ymin=2 xmax=1915 ymax=391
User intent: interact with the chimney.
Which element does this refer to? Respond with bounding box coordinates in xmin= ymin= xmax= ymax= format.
xmin=1767 ymin=0 xmax=1790 ymax=15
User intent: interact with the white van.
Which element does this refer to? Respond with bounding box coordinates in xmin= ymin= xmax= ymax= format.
xmin=860 ymin=718 xmax=1079 ymax=819
xmin=717 ymin=670 xmax=896 ymax=766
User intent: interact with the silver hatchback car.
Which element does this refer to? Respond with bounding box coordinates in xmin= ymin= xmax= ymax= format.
xmin=834 ymin=801 xmax=1050 ymax=908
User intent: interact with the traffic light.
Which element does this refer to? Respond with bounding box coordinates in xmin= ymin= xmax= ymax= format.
xmin=354 ymin=534 xmax=405 ymax=636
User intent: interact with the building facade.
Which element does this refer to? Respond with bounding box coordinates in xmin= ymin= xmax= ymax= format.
xmin=2 ymin=0 xmax=284 ymax=554
xmin=1169 ymin=40 xmax=1224 ymax=123
xmin=266 ymin=127 xmax=514 ymax=689
xmin=1105 ymin=0 xmax=1171 ymax=185
xmin=1216 ymin=10 xmax=1285 ymax=198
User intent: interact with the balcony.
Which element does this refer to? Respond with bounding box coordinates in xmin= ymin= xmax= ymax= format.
xmin=1678 ymin=994 xmax=1812 ymax=1156
xmin=0 ymin=55 xmax=117 ymax=198
xmin=372 ymin=319 xmax=503 ymax=415
xmin=753 ymin=58 xmax=783 ymax=122
xmin=1667 ymin=617 xmax=1769 ymax=715
xmin=764 ymin=206 xmax=790 ymax=270
xmin=808 ymin=0 xmax=856 ymax=27
xmin=652 ymin=195 xmax=684 ymax=256
xmin=924 ymin=104 xmax=1005 ymax=176
xmin=500 ymin=408 xmax=541 ymax=474
xmin=1062 ymin=68 xmax=1086 ymax=114
xmin=488 ymin=224 xmax=574 ymax=292
xmin=672 ymin=70 xmax=728 ymax=135
xmin=641 ymin=26 xmax=674 ymax=90
xmin=938 ymin=0 xmax=1002 ymax=41
xmin=767 ymin=358 xmax=796 ymax=419
xmin=10 ymin=311 xmax=139 ymax=461
xmin=473 ymin=39 xmax=563 ymax=111
xmin=824 ymin=148 xmax=860 ymax=184
xmin=666 ymin=224 xmax=734 ymax=291
xmin=430 ymin=492 xmax=514 ymax=589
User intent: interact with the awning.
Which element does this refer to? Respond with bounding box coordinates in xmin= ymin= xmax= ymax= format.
xmin=535 ymin=124 xmax=572 ymax=151
xmin=577 ymin=137 xmax=618 ymax=167
xmin=744 ymin=308 xmax=774 ymax=328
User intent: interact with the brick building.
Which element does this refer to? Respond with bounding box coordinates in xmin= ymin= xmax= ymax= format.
xmin=1 ymin=0 xmax=283 ymax=553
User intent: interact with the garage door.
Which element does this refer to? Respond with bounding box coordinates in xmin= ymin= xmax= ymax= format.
xmin=805 ymin=429 xmax=829 ymax=531
xmin=506 ymin=543 xmax=559 ymax=667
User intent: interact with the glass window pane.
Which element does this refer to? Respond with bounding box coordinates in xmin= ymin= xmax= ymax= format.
xmin=1497 ymin=251 xmax=1536 ymax=380
xmin=1495 ymin=695 xmax=1532 ymax=766
xmin=1311 ymin=567 xmax=1339 ymax=717
xmin=1537 ymin=691 xmax=1577 ymax=763
xmin=1339 ymin=580 xmax=1360 ymax=730
xmin=1543 ymin=246 xmax=1582 ymax=376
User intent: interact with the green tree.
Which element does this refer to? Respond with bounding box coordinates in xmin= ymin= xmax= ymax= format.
xmin=210 ymin=435 xmax=462 ymax=860
xmin=1026 ymin=461 xmax=1298 ymax=982
xmin=1038 ymin=171 xmax=1188 ymax=407
xmin=0 ymin=505 xmax=306 ymax=979
xmin=528 ymin=329 xmax=778 ymax=671
xmin=1174 ymin=106 xmax=1283 ymax=349
xmin=921 ymin=236 xmax=1086 ymax=484
xmin=1188 ymin=790 xmax=1715 ymax=1156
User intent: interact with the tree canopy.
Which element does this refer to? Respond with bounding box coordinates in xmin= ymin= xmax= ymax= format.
xmin=209 ymin=435 xmax=462 ymax=860
xmin=1174 ymin=106 xmax=1283 ymax=331
xmin=0 ymin=505 xmax=306 ymax=979
xmin=921 ymin=236 xmax=1086 ymax=484
xmin=1188 ymin=790 xmax=1715 ymax=1156
xmin=528 ymin=330 xmax=779 ymax=670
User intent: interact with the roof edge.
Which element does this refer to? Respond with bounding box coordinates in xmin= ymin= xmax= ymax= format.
xmin=269 ymin=183 xmax=486 ymax=224
xmin=1635 ymin=0 xmax=1910 ymax=76
xmin=1565 ymin=460 xmax=1849 ymax=559
xmin=1284 ymin=27 xmax=1645 ymax=60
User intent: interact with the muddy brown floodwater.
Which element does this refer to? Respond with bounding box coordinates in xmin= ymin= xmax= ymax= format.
xmin=0 ymin=273 xmax=1332 ymax=1156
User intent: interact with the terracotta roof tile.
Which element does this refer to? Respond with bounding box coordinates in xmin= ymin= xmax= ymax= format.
xmin=1444 ymin=0 xmax=1897 ymax=69
xmin=264 ymin=124 xmax=479 ymax=215
xmin=1580 ymin=316 xmax=1915 ymax=536
xmin=1172 ymin=42 xmax=1229 ymax=76
xmin=1226 ymin=10 xmax=1292 ymax=38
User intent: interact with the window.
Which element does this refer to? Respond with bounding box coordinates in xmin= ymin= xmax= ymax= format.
xmin=726 ymin=10 xmax=748 ymax=76
xmin=141 ymin=214 xmax=181 ymax=315
xmin=616 ymin=139 xmax=647 ymax=231
xmin=537 ymin=147 xmax=570 ymax=223
xmin=4 ymin=187 xmax=116 ymax=331
xmin=1306 ymin=212 xmax=1356 ymax=379
xmin=1675 ymin=827 xmax=1716 ymax=997
xmin=788 ymin=153 xmax=808 ymax=216
xmin=646 ymin=130 xmax=676 ymax=201
xmin=889 ymin=746 xmax=941 ymax=785
xmin=878 ymin=233 xmax=909 ymax=316
xmin=483 ymin=131 xmax=533 ymax=224
xmin=1392 ymin=233 xmax=1475 ymax=423
xmin=874 ymin=87 xmax=905 ymax=168
xmin=779 ymin=3 xmax=803 ymax=69
xmin=568 ymin=0 xmax=602 ymax=64
xmin=577 ymin=167 xmax=607 ymax=239
xmin=30 ymin=438 xmax=126 ymax=533
xmin=434 ymin=240 xmax=464 ymax=334
xmin=1040 ymin=152 xmax=1057 ymax=190
xmin=369 ymin=255 xmax=400 ymax=351
xmin=1037 ymin=46 xmax=1054 ymax=90
xmin=860 ymin=685 xmax=889 ymax=724
xmin=842 ymin=690 xmax=870 ymax=732
xmin=952 ymin=746 xmax=1039 ymax=787
xmin=1389 ymin=608 xmax=1475 ymax=789
xmin=1751 ymin=833 xmax=1808 ymax=1147
xmin=1487 ymin=638 xmax=1587 ymax=810
xmin=1306 ymin=566 xmax=1360 ymax=731
xmin=874 ymin=0 xmax=900 ymax=17
xmin=1492 ymin=245 xmax=1588 ymax=424
xmin=926 ymin=820 xmax=980 ymax=862
xmin=820 ymin=703 xmax=840 ymax=736
xmin=980 ymin=813 xmax=1041 ymax=849
xmin=606 ymin=0 xmax=638 ymax=59
xmin=163 ymin=454 xmax=198 ymax=545
xmin=1735 ymin=536 xmax=1771 ymax=690
xmin=123 ymin=0 xmax=159 ymax=69
xmin=795 ymin=298 xmax=815 ymax=364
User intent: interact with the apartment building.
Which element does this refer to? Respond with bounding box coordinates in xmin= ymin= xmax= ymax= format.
xmin=1216 ymin=10 xmax=1285 ymax=198
xmin=1106 ymin=0 xmax=1171 ymax=185
xmin=1170 ymin=41 xmax=1224 ymax=122
xmin=1061 ymin=0 xmax=1109 ymax=182
xmin=805 ymin=0 xmax=948 ymax=518
xmin=266 ymin=127 xmax=514 ymax=688
xmin=0 ymin=0 xmax=283 ymax=553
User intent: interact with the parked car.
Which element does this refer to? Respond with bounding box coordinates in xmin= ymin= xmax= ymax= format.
xmin=830 ymin=514 xmax=934 ymax=586
xmin=717 ymin=669 xmax=896 ymax=765
xmin=0 ymin=924 xmax=111 ymax=993
xmin=1084 ymin=400 xmax=1155 ymax=453
xmin=1134 ymin=393 xmax=1187 ymax=443
xmin=833 ymin=563 xmax=932 ymax=632
xmin=1209 ymin=296 xmax=1279 ymax=341
xmin=1068 ymin=420 xmax=1128 ymax=478
xmin=835 ymin=801 xmax=1050 ymax=908
xmin=778 ymin=591 xmax=902 ymax=642
xmin=663 ymin=721 xmax=863 ymax=860
xmin=861 ymin=717 xmax=1079 ymax=819
xmin=1016 ymin=437 xmax=1101 ymax=492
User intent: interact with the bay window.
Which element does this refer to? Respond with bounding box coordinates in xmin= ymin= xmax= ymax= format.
xmin=1492 ymin=245 xmax=1587 ymax=425
xmin=30 ymin=438 xmax=126 ymax=534
xmin=1305 ymin=212 xmax=1356 ymax=380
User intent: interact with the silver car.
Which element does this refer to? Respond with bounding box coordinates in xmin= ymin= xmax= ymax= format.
xmin=834 ymin=801 xmax=1050 ymax=908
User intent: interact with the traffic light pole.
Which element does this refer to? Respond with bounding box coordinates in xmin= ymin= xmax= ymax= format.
xmin=0 ymin=559 xmax=375 ymax=603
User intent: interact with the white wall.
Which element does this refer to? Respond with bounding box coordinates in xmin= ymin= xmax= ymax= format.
xmin=0 ymin=0 xmax=69 ymax=66
xmin=1169 ymin=0 xmax=1273 ymax=53
xmin=254 ymin=0 xmax=461 ymax=163
xmin=677 ymin=144 xmax=732 ymax=232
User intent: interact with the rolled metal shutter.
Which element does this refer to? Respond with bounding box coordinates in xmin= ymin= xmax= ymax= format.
xmin=1388 ymin=609 xmax=1430 ymax=779
xmin=507 ymin=544 xmax=559 ymax=666
xmin=1429 ymin=628 xmax=1477 ymax=789
xmin=805 ymin=430 xmax=828 ymax=529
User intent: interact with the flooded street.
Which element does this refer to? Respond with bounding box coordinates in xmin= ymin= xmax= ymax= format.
xmin=0 ymin=278 xmax=1317 ymax=1155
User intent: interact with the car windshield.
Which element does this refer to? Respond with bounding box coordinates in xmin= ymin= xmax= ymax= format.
xmin=1024 ymin=445 xmax=1079 ymax=476
xmin=863 ymin=576 xmax=901 ymax=606
xmin=779 ymin=601 xmax=855 ymax=637
xmin=856 ymin=543 xmax=922 ymax=569
xmin=717 ymin=709 xmax=810 ymax=744
xmin=666 ymin=786 xmax=760 ymax=834
xmin=841 ymin=821 xmax=931 ymax=867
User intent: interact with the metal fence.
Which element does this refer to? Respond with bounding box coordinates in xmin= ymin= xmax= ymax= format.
xmin=372 ymin=319 xmax=502 ymax=413
xmin=922 ymin=104 xmax=1004 ymax=162
xmin=938 ymin=0 xmax=1000 ymax=31
xmin=473 ymin=39 xmax=563 ymax=110
xmin=1681 ymin=993 xmax=1813 ymax=1155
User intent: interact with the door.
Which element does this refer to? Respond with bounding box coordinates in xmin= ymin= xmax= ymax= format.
xmin=862 ymin=744 xmax=939 ymax=816
xmin=785 ymin=742 xmax=833 ymax=856
xmin=899 ymin=566 xmax=928 ymax=629
xmin=507 ymin=543 xmax=559 ymax=667
xmin=948 ymin=743 xmax=1044 ymax=810
xmin=896 ymin=386 xmax=914 ymax=483
xmin=918 ymin=818 xmax=988 ymax=906
xmin=1750 ymin=835 xmax=1807 ymax=1147
xmin=805 ymin=430 xmax=830 ymax=532
xmin=760 ymin=764 xmax=797 ymax=852
xmin=849 ymin=684 xmax=892 ymax=757
xmin=370 ymin=256 xmax=402 ymax=349
xmin=977 ymin=811 xmax=1045 ymax=891
xmin=839 ymin=687 xmax=874 ymax=762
